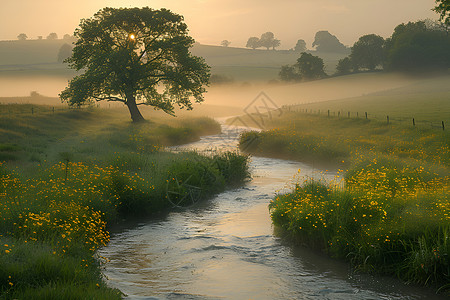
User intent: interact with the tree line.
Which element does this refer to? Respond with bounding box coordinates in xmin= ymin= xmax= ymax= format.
xmin=242 ymin=30 xmax=349 ymax=52
xmin=336 ymin=19 xmax=450 ymax=75
xmin=280 ymin=18 xmax=450 ymax=82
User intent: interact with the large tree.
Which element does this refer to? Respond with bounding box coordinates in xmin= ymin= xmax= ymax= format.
xmin=259 ymin=32 xmax=280 ymax=50
xmin=246 ymin=36 xmax=260 ymax=49
xmin=60 ymin=7 xmax=210 ymax=122
xmin=296 ymin=52 xmax=327 ymax=80
xmin=350 ymin=34 xmax=385 ymax=71
xmin=385 ymin=21 xmax=450 ymax=71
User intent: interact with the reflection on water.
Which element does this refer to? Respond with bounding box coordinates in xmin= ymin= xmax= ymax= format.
xmin=99 ymin=124 xmax=445 ymax=299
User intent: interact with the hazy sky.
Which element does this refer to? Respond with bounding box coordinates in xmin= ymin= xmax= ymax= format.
xmin=0 ymin=0 xmax=439 ymax=48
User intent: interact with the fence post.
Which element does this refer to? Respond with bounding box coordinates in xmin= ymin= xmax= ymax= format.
xmin=365 ymin=112 xmax=368 ymax=119
xmin=387 ymin=115 xmax=390 ymax=124
xmin=338 ymin=111 xmax=340 ymax=118
xmin=327 ymin=110 xmax=330 ymax=117
xmin=412 ymin=118 xmax=415 ymax=127
xmin=348 ymin=111 xmax=350 ymax=118
xmin=31 ymin=107 xmax=34 ymax=115
xmin=52 ymin=107 xmax=55 ymax=114
xmin=443 ymin=121 xmax=445 ymax=131
xmin=357 ymin=112 xmax=359 ymax=118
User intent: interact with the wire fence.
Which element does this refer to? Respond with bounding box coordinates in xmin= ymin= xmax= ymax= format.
xmin=281 ymin=105 xmax=447 ymax=131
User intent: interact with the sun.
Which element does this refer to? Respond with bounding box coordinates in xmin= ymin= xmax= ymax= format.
xmin=129 ymin=33 xmax=136 ymax=40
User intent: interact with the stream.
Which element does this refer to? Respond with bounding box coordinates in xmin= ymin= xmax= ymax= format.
xmin=99 ymin=122 xmax=445 ymax=300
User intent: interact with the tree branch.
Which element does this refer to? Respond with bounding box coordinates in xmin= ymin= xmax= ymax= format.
xmin=93 ymin=96 xmax=126 ymax=103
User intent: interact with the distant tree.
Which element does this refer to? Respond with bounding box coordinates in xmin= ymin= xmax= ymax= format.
xmin=63 ymin=34 xmax=77 ymax=42
xmin=246 ymin=36 xmax=260 ymax=49
xmin=57 ymin=43 xmax=73 ymax=63
xmin=279 ymin=65 xmax=301 ymax=82
xmin=385 ymin=20 xmax=450 ymax=71
xmin=272 ymin=38 xmax=281 ymax=50
xmin=295 ymin=52 xmax=327 ymax=80
xmin=17 ymin=33 xmax=28 ymax=41
xmin=60 ymin=7 xmax=210 ymax=123
xmin=335 ymin=57 xmax=353 ymax=75
xmin=434 ymin=0 xmax=450 ymax=26
xmin=312 ymin=31 xmax=347 ymax=53
xmin=294 ymin=39 xmax=307 ymax=52
xmin=210 ymin=74 xmax=234 ymax=85
xmin=47 ymin=32 xmax=58 ymax=40
xmin=259 ymin=32 xmax=280 ymax=50
xmin=350 ymin=34 xmax=385 ymax=71
xmin=221 ymin=40 xmax=231 ymax=47
xmin=37 ymin=36 xmax=43 ymax=40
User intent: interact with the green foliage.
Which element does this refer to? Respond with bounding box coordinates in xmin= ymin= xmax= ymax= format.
xmin=385 ymin=21 xmax=450 ymax=71
xmin=270 ymin=159 xmax=450 ymax=290
xmin=0 ymin=107 xmax=250 ymax=297
xmin=279 ymin=65 xmax=301 ymax=82
xmin=434 ymin=0 xmax=450 ymax=26
xmin=350 ymin=34 xmax=385 ymax=71
xmin=212 ymin=151 xmax=250 ymax=186
xmin=0 ymin=238 xmax=122 ymax=299
xmin=335 ymin=57 xmax=353 ymax=75
xmin=60 ymin=7 xmax=210 ymax=122
xmin=296 ymin=52 xmax=327 ymax=80
xmin=279 ymin=52 xmax=327 ymax=82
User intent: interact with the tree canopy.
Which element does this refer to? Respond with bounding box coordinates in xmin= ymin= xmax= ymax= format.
xmin=296 ymin=52 xmax=327 ymax=80
xmin=259 ymin=32 xmax=281 ymax=50
xmin=221 ymin=40 xmax=231 ymax=47
xmin=312 ymin=31 xmax=348 ymax=53
xmin=385 ymin=20 xmax=450 ymax=71
xmin=17 ymin=33 xmax=28 ymax=41
xmin=434 ymin=0 xmax=450 ymax=26
xmin=350 ymin=34 xmax=385 ymax=71
xmin=47 ymin=33 xmax=58 ymax=40
xmin=246 ymin=37 xmax=260 ymax=49
xmin=294 ymin=39 xmax=307 ymax=52
xmin=279 ymin=52 xmax=327 ymax=82
xmin=60 ymin=7 xmax=210 ymax=122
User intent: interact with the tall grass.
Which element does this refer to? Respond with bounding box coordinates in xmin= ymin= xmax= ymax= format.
xmin=270 ymin=158 xmax=450 ymax=290
xmin=238 ymin=109 xmax=449 ymax=293
xmin=0 ymin=105 xmax=249 ymax=298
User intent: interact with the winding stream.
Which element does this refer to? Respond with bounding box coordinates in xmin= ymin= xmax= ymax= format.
xmin=99 ymin=123 xmax=445 ymax=299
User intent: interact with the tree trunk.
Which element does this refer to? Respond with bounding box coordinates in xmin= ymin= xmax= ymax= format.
xmin=125 ymin=92 xmax=145 ymax=122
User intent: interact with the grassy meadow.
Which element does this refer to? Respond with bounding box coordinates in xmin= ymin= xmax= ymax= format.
xmin=235 ymin=86 xmax=450 ymax=292
xmin=0 ymin=103 xmax=250 ymax=298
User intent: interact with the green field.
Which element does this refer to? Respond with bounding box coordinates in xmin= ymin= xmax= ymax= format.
xmin=0 ymin=104 xmax=250 ymax=298
xmin=286 ymin=74 xmax=450 ymax=124
xmin=234 ymin=83 xmax=450 ymax=293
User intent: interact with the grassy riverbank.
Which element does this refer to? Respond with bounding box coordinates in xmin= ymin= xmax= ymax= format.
xmin=0 ymin=104 xmax=250 ymax=298
xmin=237 ymin=110 xmax=449 ymax=292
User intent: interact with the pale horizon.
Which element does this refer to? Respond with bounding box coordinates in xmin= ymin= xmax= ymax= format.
xmin=0 ymin=0 xmax=439 ymax=49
